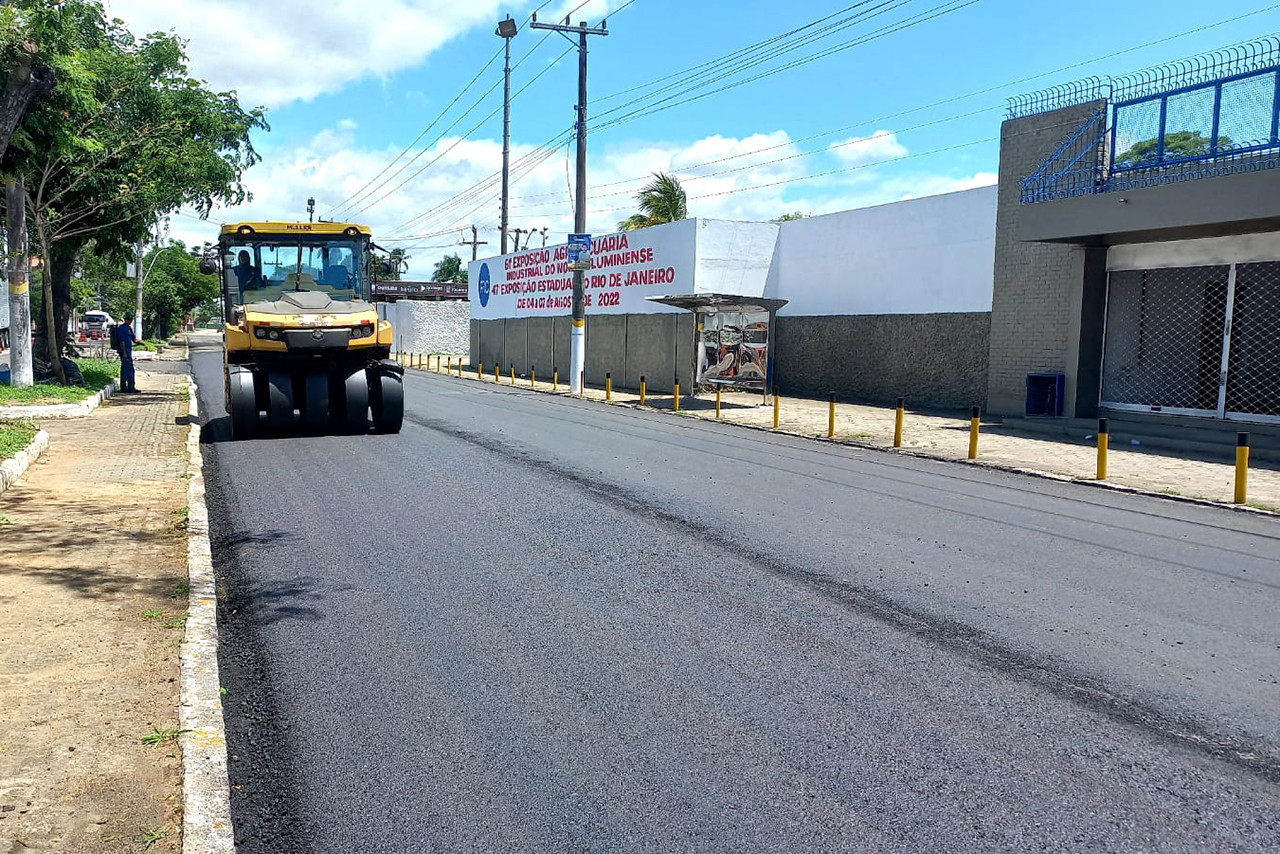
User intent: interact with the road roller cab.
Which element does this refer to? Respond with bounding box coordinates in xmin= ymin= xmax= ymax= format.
xmin=212 ymin=221 xmax=404 ymax=438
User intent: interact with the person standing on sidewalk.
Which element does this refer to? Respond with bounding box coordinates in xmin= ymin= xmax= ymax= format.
xmin=116 ymin=312 xmax=139 ymax=393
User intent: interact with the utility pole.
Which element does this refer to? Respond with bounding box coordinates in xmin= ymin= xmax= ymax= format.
xmin=460 ymin=224 xmax=487 ymax=262
xmin=531 ymin=12 xmax=607 ymax=394
xmin=496 ymin=15 xmax=518 ymax=256
xmin=539 ymin=226 xmax=548 ymax=248
xmin=307 ymin=196 xmax=316 ymax=223
xmin=6 ymin=177 xmax=32 ymax=386
xmin=133 ymin=240 xmax=144 ymax=339
xmin=512 ymin=228 xmax=527 ymax=252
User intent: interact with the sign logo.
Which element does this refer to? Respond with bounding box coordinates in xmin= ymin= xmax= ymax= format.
xmin=478 ymin=263 xmax=491 ymax=307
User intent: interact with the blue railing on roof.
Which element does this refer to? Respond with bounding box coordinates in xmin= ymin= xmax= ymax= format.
xmin=1017 ymin=37 xmax=1280 ymax=204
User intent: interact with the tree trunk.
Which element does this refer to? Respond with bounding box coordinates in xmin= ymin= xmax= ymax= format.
xmin=5 ymin=177 xmax=33 ymax=386
xmin=33 ymin=213 xmax=65 ymax=384
xmin=0 ymin=39 xmax=56 ymax=163
xmin=49 ymin=242 xmax=75 ymax=359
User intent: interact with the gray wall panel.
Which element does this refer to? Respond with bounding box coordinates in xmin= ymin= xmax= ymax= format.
xmin=526 ymin=317 xmax=554 ymax=378
xmin=503 ymin=318 xmax=528 ymax=376
xmin=775 ymin=313 xmax=990 ymax=410
xmin=585 ymin=315 xmax=627 ymax=387
xmin=623 ymin=314 xmax=676 ymax=392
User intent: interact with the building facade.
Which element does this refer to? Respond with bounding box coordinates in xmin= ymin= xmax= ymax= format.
xmin=990 ymin=38 xmax=1280 ymax=425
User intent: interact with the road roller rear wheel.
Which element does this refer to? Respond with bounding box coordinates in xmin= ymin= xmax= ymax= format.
xmin=304 ymin=371 xmax=329 ymax=430
xmin=228 ymin=367 xmax=259 ymax=440
xmin=342 ymin=367 xmax=369 ymax=433
xmin=372 ymin=371 xmax=403 ymax=434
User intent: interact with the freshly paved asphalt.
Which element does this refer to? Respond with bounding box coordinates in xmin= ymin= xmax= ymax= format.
xmin=190 ymin=338 xmax=1280 ymax=853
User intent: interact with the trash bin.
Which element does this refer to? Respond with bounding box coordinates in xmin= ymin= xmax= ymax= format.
xmin=1025 ymin=372 xmax=1065 ymax=417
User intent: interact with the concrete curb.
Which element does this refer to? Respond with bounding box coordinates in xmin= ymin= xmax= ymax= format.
xmin=178 ymin=376 xmax=235 ymax=852
xmin=433 ymin=368 xmax=1279 ymax=518
xmin=0 ymin=428 xmax=50 ymax=498
xmin=0 ymin=379 xmax=117 ymax=420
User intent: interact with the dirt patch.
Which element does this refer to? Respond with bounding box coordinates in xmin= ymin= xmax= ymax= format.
xmin=0 ymin=371 xmax=188 ymax=852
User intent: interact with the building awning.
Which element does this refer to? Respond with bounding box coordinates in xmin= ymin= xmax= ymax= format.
xmin=646 ymin=293 xmax=788 ymax=313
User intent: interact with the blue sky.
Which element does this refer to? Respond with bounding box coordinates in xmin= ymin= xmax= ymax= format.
xmin=106 ymin=0 xmax=1280 ymax=266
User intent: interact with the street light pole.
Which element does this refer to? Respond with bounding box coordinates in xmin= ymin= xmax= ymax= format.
xmin=496 ymin=16 xmax=518 ymax=256
xmin=530 ymin=13 xmax=607 ymax=395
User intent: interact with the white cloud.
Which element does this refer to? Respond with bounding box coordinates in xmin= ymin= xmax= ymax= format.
xmin=103 ymin=0 xmax=510 ymax=108
xmin=827 ymin=130 xmax=908 ymax=165
xmin=888 ymin=171 xmax=997 ymax=201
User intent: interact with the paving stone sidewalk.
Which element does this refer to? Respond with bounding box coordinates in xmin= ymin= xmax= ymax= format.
xmin=424 ymin=361 xmax=1280 ymax=512
xmin=0 ymin=364 xmax=190 ymax=853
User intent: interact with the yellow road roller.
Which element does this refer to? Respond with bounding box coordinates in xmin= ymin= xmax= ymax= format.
xmin=204 ymin=221 xmax=403 ymax=438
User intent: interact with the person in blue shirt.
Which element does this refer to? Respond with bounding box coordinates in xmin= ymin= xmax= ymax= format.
xmin=116 ymin=312 xmax=139 ymax=393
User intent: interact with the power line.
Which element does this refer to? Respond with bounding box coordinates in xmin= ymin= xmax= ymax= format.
xmin=510 ymin=2 xmax=1280 ymax=208
xmin=325 ymin=44 xmax=505 ymax=217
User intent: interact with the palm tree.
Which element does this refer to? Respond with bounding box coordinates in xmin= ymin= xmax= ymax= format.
xmin=617 ymin=172 xmax=688 ymax=231
xmin=389 ymin=248 xmax=410 ymax=276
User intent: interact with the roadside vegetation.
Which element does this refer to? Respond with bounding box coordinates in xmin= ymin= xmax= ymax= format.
xmin=0 ymin=357 xmax=119 ymax=406
xmin=0 ymin=419 xmax=37 ymax=458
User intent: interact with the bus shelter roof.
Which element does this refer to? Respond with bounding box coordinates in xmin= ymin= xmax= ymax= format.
xmin=645 ymin=293 xmax=788 ymax=314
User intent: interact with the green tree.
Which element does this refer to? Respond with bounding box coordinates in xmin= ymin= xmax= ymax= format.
xmin=4 ymin=0 xmax=266 ymax=380
xmin=617 ymin=172 xmax=688 ymax=231
xmin=771 ymin=211 xmax=807 ymax=222
xmin=1115 ymin=131 xmax=1228 ymax=168
xmin=431 ymin=253 xmax=467 ymax=284
xmin=132 ymin=241 xmax=218 ymax=337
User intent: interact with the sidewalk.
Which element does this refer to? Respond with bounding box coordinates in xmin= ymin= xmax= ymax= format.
xmin=420 ymin=360 xmax=1280 ymax=512
xmin=0 ymin=363 xmax=190 ymax=853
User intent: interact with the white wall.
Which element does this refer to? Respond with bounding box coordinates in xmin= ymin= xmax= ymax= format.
xmin=693 ymin=219 xmax=779 ymax=296
xmin=765 ymin=185 xmax=997 ymax=316
xmin=379 ymin=299 xmax=470 ymax=353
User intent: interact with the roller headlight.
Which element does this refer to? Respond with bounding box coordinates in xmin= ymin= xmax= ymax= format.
xmin=254 ymin=327 xmax=268 ymax=339
xmin=268 ymin=330 xmax=281 ymax=340
xmin=350 ymin=324 xmax=375 ymax=339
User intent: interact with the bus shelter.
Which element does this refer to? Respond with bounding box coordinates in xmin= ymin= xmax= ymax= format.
xmin=647 ymin=294 xmax=788 ymax=402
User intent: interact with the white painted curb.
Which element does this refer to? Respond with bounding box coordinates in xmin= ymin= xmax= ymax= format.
xmin=0 ymin=379 xmax=117 ymax=420
xmin=0 ymin=428 xmax=50 ymax=498
xmin=179 ymin=377 xmax=235 ymax=853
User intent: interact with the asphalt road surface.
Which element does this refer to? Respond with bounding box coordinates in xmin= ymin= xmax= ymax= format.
xmin=190 ymin=338 xmax=1280 ymax=853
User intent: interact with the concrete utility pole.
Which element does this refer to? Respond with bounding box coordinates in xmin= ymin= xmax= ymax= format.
xmin=496 ymin=15 xmax=517 ymax=256
xmin=460 ymin=224 xmax=488 ymax=261
xmin=6 ymin=177 xmax=32 ymax=386
xmin=133 ymin=240 xmax=144 ymax=339
xmin=530 ymin=12 xmax=607 ymax=395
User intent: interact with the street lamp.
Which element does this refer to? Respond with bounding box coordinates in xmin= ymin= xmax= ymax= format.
xmin=307 ymin=197 xmax=316 ymax=223
xmin=496 ymin=15 xmax=518 ymax=255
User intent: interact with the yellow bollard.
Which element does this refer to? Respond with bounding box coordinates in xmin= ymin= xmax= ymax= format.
xmin=606 ymin=372 xmax=612 ymax=402
xmin=580 ymin=370 xmax=586 ymax=397
xmin=715 ymin=386 xmax=721 ymax=419
xmin=828 ymin=392 xmax=836 ymax=439
xmin=1235 ymin=432 xmax=1250 ymax=504
xmin=495 ymin=362 xmax=500 ymax=382
xmin=531 ymin=366 xmax=536 ymax=388
xmin=553 ymin=367 xmax=559 ymax=392
xmin=1096 ymin=417 xmax=1109 ymax=481
xmin=436 ymin=355 xmax=442 ymax=373
xmin=640 ymin=376 xmax=646 ymax=406
xmin=894 ymin=396 xmax=905 ymax=448
xmin=456 ymin=359 xmax=462 ymax=377
xmin=773 ymin=386 xmax=780 ymax=429
xmin=478 ymin=362 xmax=483 ymax=380
xmin=673 ymin=378 xmax=680 ymax=412
xmin=968 ymin=406 xmax=981 ymax=460
xmin=510 ymin=363 xmax=515 ymax=384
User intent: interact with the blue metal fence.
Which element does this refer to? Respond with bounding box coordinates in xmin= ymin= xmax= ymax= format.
xmin=1017 ymin=38 xmax=1280 ymax=204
